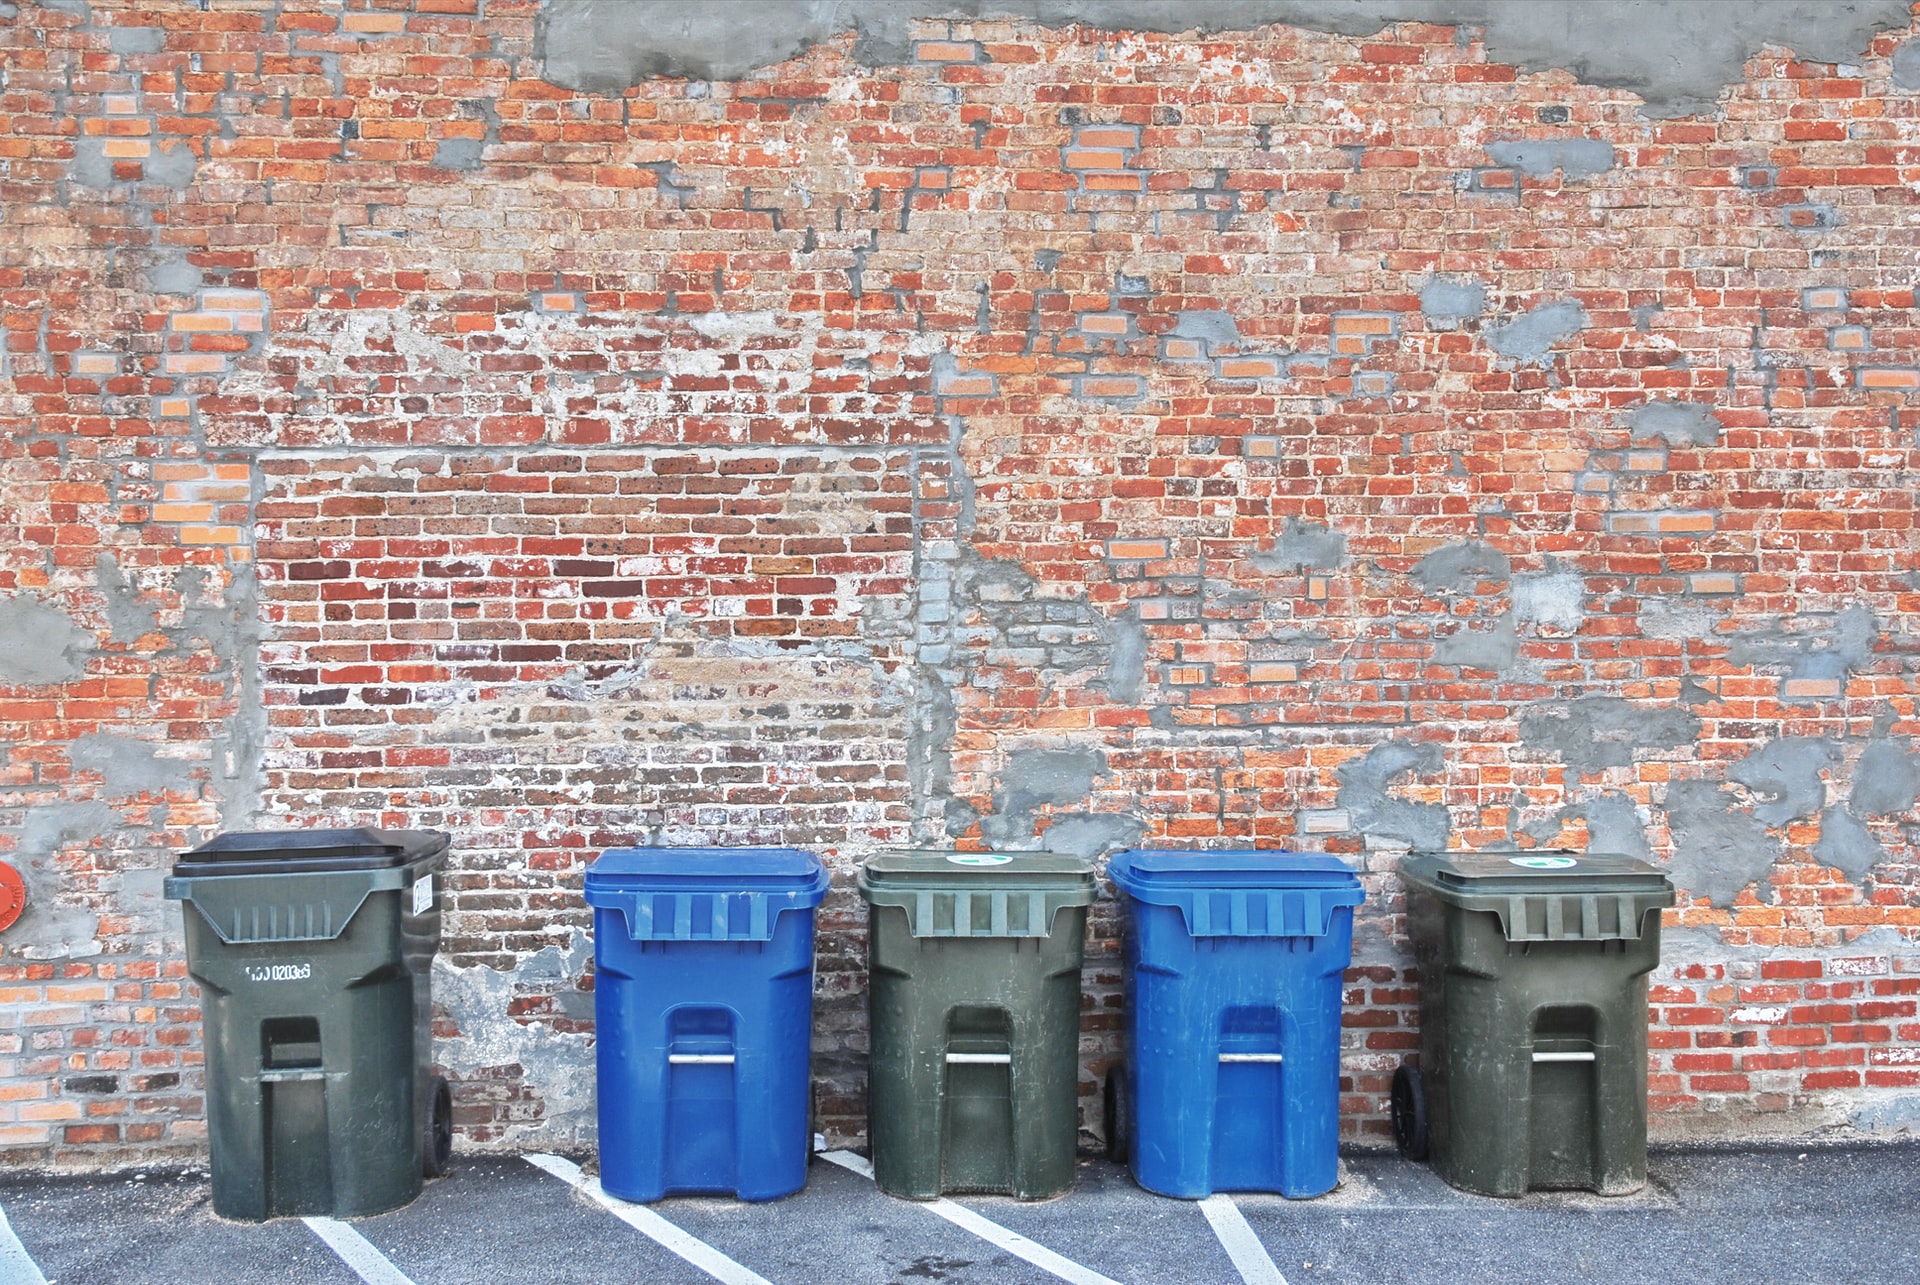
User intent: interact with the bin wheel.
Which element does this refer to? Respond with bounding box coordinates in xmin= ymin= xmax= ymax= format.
xmin=424 ymin=1075 xmax=454 ymax=1178
xmin=1103 ymin=1064 xmax=1129 ymax=1164
xmin=1390 ymin=1064 xmax=1429 ymax=1162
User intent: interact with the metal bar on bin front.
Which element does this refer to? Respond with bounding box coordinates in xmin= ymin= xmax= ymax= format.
xmin=668 ymin=1054 xmax=737 ymax=1065
xmin=1531 ymin=1051 xmax=1597 ymax=1063
xmin=945 ymin=1053 xmax=1012 ymax=1064
xmin=1218 ymin=1053 xmax=1284 ymax=1063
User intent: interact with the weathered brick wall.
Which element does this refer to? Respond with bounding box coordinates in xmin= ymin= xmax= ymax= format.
xmin=2 ymin=0 xmax=1918 ymax=1167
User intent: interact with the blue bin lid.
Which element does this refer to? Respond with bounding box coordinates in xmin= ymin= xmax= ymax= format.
xmin=1108 ymin=849 xmax=1364 ymax=938
xmin=585 ymin=847 xmax=829 ymax=943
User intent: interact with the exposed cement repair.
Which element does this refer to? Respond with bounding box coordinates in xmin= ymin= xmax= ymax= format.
xmin=1851 ymin=739 xmax=1920 ymax=817
xmin=1410 ymin=539 xmax=1509 ymax=596
xmin=1484 ymin=299 xmax=1589 ymax=365
xmin=1252 ymin=517 xmax=1348 ymax=573
xmin=1518 ymin=696 xmax=1700 ymax=776
xmin=981 ymin=746 xmax=1106 ymax=847
xmin=1896 ymin=35 xmax=1920 ymax=88
xmin=1664 ymin=779 xmax=1780 ymax=907
xmin=536 ymin=0 xmax=1914 ymax=116
xmin=1512 ymin=565 xmax=1586 ymax=631
xmin=1813 ymin=805 xmax=1884 ymax=883
xmin=1418 ymin=276 xmax=1487 ymax=328
xmin=1483 ymin=138 xmax=1616 ymax=180
xmin=1628 ymin=400 xmax=1724 ymax=447
xmin=1728 ymin=604 xmax=1878 ymax=685
xmin=1728 ymin=737 xmax=1841 ymax=828
xmin=0 ymin=597 xmax=96 ymax=686
xmin=1333 ymin=739 xmax=1449 ymax=851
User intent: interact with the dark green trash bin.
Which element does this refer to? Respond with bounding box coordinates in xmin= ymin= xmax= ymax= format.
xmin=1393 ymin=851 xmax=1675 ymax=1197
xmin=859 ymin=852 xmax=1097 ymax=1200
xmin=165 ymin=828 xmax=452 ymax=1221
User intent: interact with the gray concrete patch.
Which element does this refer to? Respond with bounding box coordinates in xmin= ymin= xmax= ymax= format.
xmin=3 ymin=801 xmax=115 ymax=957
xmin=1037 ymin=811 xmax=1146 ymax=860
xmin=1663 ymin=778 xmax=1780 ymax=907
xmin=1562 ymin=792 xmax=1654 ymax=861
xmin=1728 ymin=604 xmax=1878 ymax=683
xmin=0 ymin=596 xmax=96 ymax=685
xmin=535 ymin=1 xmax=1915 ymax=118
xmin=1813 ymin=804 xmax=1884 ymax=881
xmin=1409 ymin=539 xmax=1509 ymax=595
xmin=1512 ymin=565 xmax=1585 ymax=630
xmin=106 ymin=25 xmax=164 ymax=54
xmin=141 ymin=249 xmax=205 ymax=296
xmin=433 ymin=136 xmax=486 ymax=171
xmin=94 ymin=552 xmax=159 ymax=643
xmin=1484 ymin=137 xmax=1615 ymax=179
xmin=1850 ymin=738 xmax=1920 ymax=816
xmin=67 ymin=733 xmax=186 ymax=800
xmin=1895 ymin=35 xmax=1920 ymax=89
xmin=1434 ymin=614 xmax=1517 ymax=671
xmin=1334 ymin=739 xmax=1450 ymax=851
xmin=1726 ymin=736 xmax=1839 ymax=827
xmin=1518 ymin=696 xmax=1699 ymax=776
xmin=1171 ymin=309 xmax=1240 ymax=350
xmin=1484 ymin=299 xmax=1588 ymax=365
xmin=1252 ymin=517 xmax=1348 ymax=572
xmin=1627 ymin=400 xmax=1723 ymax=446
xmin=1418 ymin=274 xmax=1487 ymax=326
xmin=982 ymin=747 xmax=1105 ymax=847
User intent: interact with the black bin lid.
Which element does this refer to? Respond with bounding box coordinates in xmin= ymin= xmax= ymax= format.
xmin=172 ymin=828 xmax=446 ymax=879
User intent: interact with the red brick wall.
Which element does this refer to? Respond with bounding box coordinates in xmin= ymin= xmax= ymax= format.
xmin=1 ymin=0 xmax=1917 ymax=1166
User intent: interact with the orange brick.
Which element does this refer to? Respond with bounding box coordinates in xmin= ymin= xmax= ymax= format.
xmin=938 ymin=375 xmax=996 ymax=396
xmin=343 ymin=12 xmax=406 ymax=33
xmin=1859 ymin=367 xmax=1919 ymax=389
xmin=152 ymin=503 xmax=215 ymax=523
xmin=1168 ymin=666 xmax=1208 ymax=685
xmin=1063 ymin=148 xmax=1130 ymax=170
xmin=1162 ymin=338 xmax=1205 ymax=360
xmin=1076 ymin=127 xmax=1139 ymax=149
xmin=179 ymin=525 xmax=244 ymax=545
xmin=162 ymin=352 xmax=227 ymax=374
xmin=1219 ymin=357 xmax=1283 ymax=378
xmin=1079 ymin=314 xmax=1129 ymax=335
xmin=1107 ymin=540 xmax=1166 ymax=560
xmin=200 ymin=290 xmax=267 ymax=311
xmin=102 ymin=138 xmax=151 ymax=158
xmin=1249 ymin=662 xmax=1299 ymax=683
xmin=169 ymin=312 xmax=232 ymax=333
xmin=914 ymin=41 xmax=977 ymax=62
xmin=1783 ymin=678 xmax=1841 ymax=699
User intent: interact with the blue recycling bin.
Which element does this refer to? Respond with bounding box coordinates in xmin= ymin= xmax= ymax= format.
xmin=1106 ymin=850 xmax=1364 ymax=1199
xmin=584 ymin=847 xmax=830 ymax=1202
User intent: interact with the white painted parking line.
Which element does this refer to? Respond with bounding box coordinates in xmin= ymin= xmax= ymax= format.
xmin=0 ymin=1203 xmax=48 ymax=1285
xmin=1200 ymin=1195 xmax=1288 ymax=1285
xmin=303 ymin=1217 xmax=417 ymax=1285
xmin=818 ymin=1151 xmax=1122 ymax=1285
xmin=523 ymin=1153 xmax=776 ymax=1285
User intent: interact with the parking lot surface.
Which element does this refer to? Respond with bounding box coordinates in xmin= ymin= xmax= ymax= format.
xmin=3 ymin=1141 xmax=1916 ymax=1285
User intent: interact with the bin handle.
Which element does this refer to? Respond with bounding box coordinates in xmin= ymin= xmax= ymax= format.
xmin=1218 ymin=1053 xmax=1284 ymax=1063
xmin=946 ymin=1053 xmax=1011 ymax=1064
xmin=1532 ymin=1051 xmax=1596 ymax=1063
xmin=668 ymin=1054 xmax=736 ymax=1065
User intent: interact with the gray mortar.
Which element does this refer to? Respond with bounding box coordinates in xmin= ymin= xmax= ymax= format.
xmin=1628 ymin=400 xmax=1723 ymax=446
xmin=1728 ymin=604 xmax=1878 ymax=684
xmin=0 ymin=596 xmax=96 ymax=685
xmin=1851 ymin=1095 xmax=1920 ymax=1133
xmin=67 ymin=734 xmax=186 ymax=801
xmin=1565 ymin=792 xmax=1654 ymax=862
xmin=1637 ymin=596 xmax=1719 ymax=643
xmin=141 ymin=250 xmax=204 ymax=297
xmin=1813 ymin=805 xmax=1884 ymax=882
xmin=1896 ymin=36 xmax=1920 ymax=88
xmin=1851 ymin=739 xmax=1920 ymax=817
xmin=1434 ymin=614 xmax=1517 ymax=671
xmin=1039 ymin=812 xmax=1146 ymax=860
xmin=1171 ymin=309 xmax=1240 ymax=351
xmin=1252 ymin=517 xmax=1347 ymax=573
xmin=433 ymin=137 xmax=485 ymax=172
xmin=1409 ymin=538 xmax=1509 ymax=595
xmin=4 ymin=802 xmax=116 ymax=957
xmin=1519 ymin=695 xmax=1701 ymax=776
xmin=1418 ymin=275 xmax=1486 ymax=327
xmin=1663 ymin=778 xmax=1780 ymax=907
xmin=177 ymin=565 xmax=265 ymax=830
xmin=106 ymin=25 xmax=163 ymax=54
xmin=94 ymin=552 xmax=157 ymax=644
xmin=908 ymin=665 xmax=969 ymax=842
xmin=432 ymin=935 xmax=598 ymax=1151
xmin=1098 ymin=608 xmax=1146 ymax=703
xmin=1513 ymin=564 xmax=1585 ymax=630
xmin=1333 ymin=739 xmax=1450 ymax=852
xmin=1484 ymin=299 xmax=1588 ymax=365
xmin=144 ymin=141 xmax=197 ymax=191
xmin=1484 ymin=137 xmax=1615 ymax=179
xmin=981 ymin=747 xmax=1105 ymax=847
xmin=535 ymin=0 xmax=1914 ymax=118
xmin=1727 ymin=737 xmax=1840 ymax=827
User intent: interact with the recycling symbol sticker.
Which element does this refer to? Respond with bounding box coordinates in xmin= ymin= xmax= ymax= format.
xmin=946 ymin=853 xmax=1014 ymax=866
xmin=1508 ymin=856 xmax=1578 ymax=870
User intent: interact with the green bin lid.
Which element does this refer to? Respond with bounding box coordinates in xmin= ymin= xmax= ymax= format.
xmin=858 ymin=851 xmax=1096 ymax=938
xmin=1400 ymin=851 xmax=1675 ymax=942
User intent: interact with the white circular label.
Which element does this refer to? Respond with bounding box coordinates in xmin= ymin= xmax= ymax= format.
xmin=946 ymin=854 xmax=1013 ymax=866
xmin=1508 ymin=856 xmax=1578 ymax=870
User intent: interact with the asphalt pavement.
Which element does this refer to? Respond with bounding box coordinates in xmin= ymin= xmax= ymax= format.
xmin=2 ymin=1141 xmax=1915 ymax=1285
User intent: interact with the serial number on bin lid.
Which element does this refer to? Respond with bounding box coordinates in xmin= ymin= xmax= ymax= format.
xmin=946 ymin=854 xmax=1012 ymax=866
xmin=244 ymin=962 xmax=312 ymax=983
xmin=1508 ymin=856 xmax=1579 ymax=870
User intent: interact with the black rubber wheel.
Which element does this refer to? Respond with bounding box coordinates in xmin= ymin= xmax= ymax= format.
xmin=1103 ymin=1064 xmax=1129 ymax=1164
xmin=1390 ymin=1064 xmax=1429 ymax=1162
xmin=424 ymin=1075 xmax=454 ymax=1178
